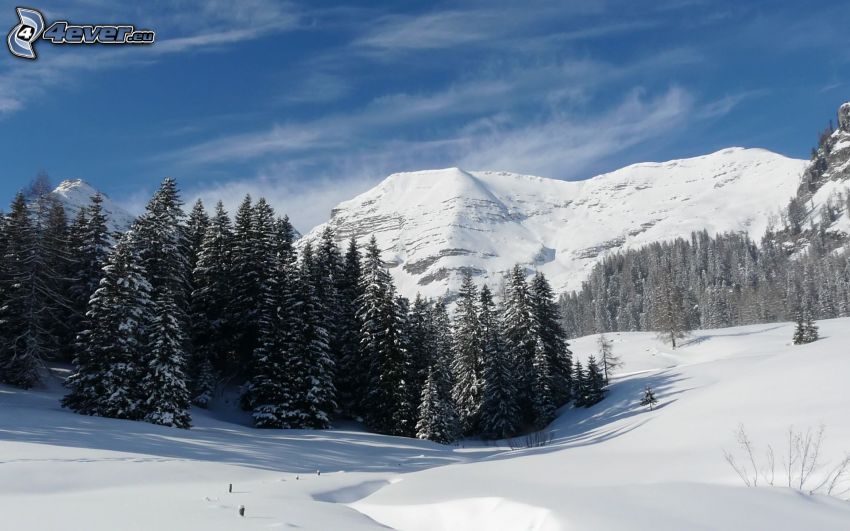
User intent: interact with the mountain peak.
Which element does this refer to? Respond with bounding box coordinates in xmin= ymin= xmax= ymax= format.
xmin=50 ymin=179 xmax=134 ymax=232
xmin=305 ymin=148 xmax=807 ymax=299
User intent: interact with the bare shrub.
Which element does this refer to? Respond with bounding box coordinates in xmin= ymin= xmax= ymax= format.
xmin=723 ymin=423 xmax=850 ymax=499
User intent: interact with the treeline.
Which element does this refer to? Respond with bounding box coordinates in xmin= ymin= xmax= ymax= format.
xmin=0 ymin=177 xmax=594 ymax=441
xmin=559 ymin=109 xmax=850 ymax=341
xmin=559 ymin=227 xmax=850 ymax=340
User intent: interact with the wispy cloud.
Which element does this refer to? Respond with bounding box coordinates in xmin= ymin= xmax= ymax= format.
xmin=0 ymin=0 xmax=303 ymax=117
xmin=170 ymin=85 xmax=707 ymax=232
xmin=184 ymin=173 xmax=378 ymax=234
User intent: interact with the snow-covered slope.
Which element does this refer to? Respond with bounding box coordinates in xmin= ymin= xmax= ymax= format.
xmin=303 ymin=147 xmax=806 ymax=298
xmin=353 ymin=319 xmax=850 ymax=530
xmin=3 ymin=319 xmax=850 ymax=530
xmin=50 ymin=179 xmax=135 ymax=232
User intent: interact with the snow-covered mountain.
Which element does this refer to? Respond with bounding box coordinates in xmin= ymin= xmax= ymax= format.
xmin=303 ymin=147 xmax=807 ymax=298
xmin=50 ymin=179 xmax=135 ymax=232
xmin=798 ymin=102 xmax=850 ymax=235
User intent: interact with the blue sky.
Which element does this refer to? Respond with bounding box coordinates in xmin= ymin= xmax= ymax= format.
xmin=1 ymin=0 xmax=849 ymax=231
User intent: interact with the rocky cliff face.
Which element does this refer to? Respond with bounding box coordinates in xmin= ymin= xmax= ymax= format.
xmin=303 ymin=147 xmax=807 ymax=299
xmin=778 ymin=102 xmax=850 ymax=249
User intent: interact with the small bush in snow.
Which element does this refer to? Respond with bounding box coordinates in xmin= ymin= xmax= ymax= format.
xmin=723 ymin=424 xmax=850 ymax=499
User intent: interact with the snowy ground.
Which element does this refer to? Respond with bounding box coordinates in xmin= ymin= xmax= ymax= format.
xmin=3 ymin=319 xmax=850 ymax=530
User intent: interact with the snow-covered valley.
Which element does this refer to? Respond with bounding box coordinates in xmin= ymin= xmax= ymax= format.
xmin=4 ymin=318 xmax=849 ymax=530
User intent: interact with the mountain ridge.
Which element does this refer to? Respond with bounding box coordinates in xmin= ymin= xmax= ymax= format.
xmin=303 ymin=147 xmax=808 ymax=298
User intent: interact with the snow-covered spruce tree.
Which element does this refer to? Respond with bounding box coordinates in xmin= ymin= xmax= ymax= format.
xmin=244 ymin=198 xmax=288 ymax=424
xmin=0 ymin=209 xmax=7 ymax=328
xmin=0 ymin=192 xmax=68 ymax=387
xmin=142 ymin=291 xmax=192 ymax=428
xmin=416 ymin=363 xmax=457 ymax=444
xmin=530 ymin=272 xmax=572 ymax=406
xmin=357 ymin=236 xmax=413 ymax=436
xmin=63 ymin=231 xmax=152 ymax=419
xmin=134 ymin=178 xmax=190 ymax=311
xmin=501 ymin=265 xmax=536 ymax=423
xmin=132 ymin=177 xmax=191 ymax=425
xmin=452 ymin=272 xmax=483 ymax=434
xmin=584 ymin=355 xmax=605 ymax=406
xmin=229 ymin=195 xmax=261 ymax=372
xmin=190 ymin=201 xmax=233 ymax=402
xmin=42 ymin=199 xmax=74 ymax=360
xmin=597 ymin=333 xmax=621 ymax=385
xmin=406 ymin=294 xmax=434 ymax=413
xmin=293 ymin=243 xmax=336 ymax=429
xmin=192 ymin=357 xmax=217 ymax=408
xmin=430 ymin=298 xmax=459 ymax=434
xmin=792 ymin=309 xmax=807 ymax=345
xmin=315 ymin=227 xmax=343 ymax=380
xmin=67 ymin=193 xmax=111 ymax=365
xmin=185 ymin=199 xmax=209 ymax=282
xmin=479 ymin=285 xmax=520 ymax=440
xmin=531 ymin=338 xmax=556 ymax=428
xmin=804 ymin=314 xmax=819 ymax=343
xmin=335 ymin=236 xmax=364 ymax=417
xmin=572 ymin=359 xmax=587 ymax=408
xmin=792 ymin=292 xmax=819 ymax=345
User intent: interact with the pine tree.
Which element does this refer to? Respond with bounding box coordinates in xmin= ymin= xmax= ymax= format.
xmin=792 ymin=309 xmax=807 ymax=345
xmin=315 ymin=227 xmax=343 ymax=376
xmin=804 ymin=315 xmax=819 ymax=343
xmin=0 ymin=192 xmax=68 ymax=387
xmin=502 ymin=265 xmax=536 ymax=422
xmin=294 ymin=243 xmax=336 ymax=428
xmin=132 ymin=178 xmax=191 ymax=425
xmin=406 ymin=294 xmax=434 ymax=413
xmin=64 ymin=232 xmax=152 ymax=419
xmin=572 ymin=359 xmax=586 ymax=407
xmin=793 ymin=292 xmax=819 ymax=345
xmin=531 ymin=338 xmax=556 ymax=427
xmin=230 ymin=195 xmax=260 ymax=371
xmin=452 ymin=272 xmax=483 ymax=434
xmin=67 ymin=194 xmax=110 ymax=366
xmin=192 ymin=357 xmax=217 ymax=408
xmin=185 ymin=199 xmax=209 ymax=280
xmin=42 ymin=199 xmax=74 ymax=360
xmin=244 ymin=198 xmax=287 ymax=424
xmin=191 ymin=201 xmax=233 ymax=390
xmin=335 ymin=237 xmax=363 ymax=417
xmin=479 ymin=285 xmax=520 ymax=439
xmin=142 ymin=291 xmax=192 ymax=428
xmin=530 ymin=272 xmax=572 ymax=406
xmin=416 ymin=364 xmax=457 ymax=444
xmin=357 ymin=236 xmax=412 ymax=436
xmin=584 ymin=355 xmax=605 ymax=406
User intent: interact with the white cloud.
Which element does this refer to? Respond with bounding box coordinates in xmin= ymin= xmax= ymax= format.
xmin=174 ymin=86 xmax=703 ymax=233
xmin=184 ymin=173 xmax=377 ymax=234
